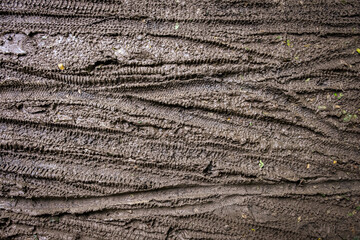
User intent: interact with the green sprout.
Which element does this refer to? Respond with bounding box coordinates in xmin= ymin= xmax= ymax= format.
xmin=175 ymin=22 xmax=179 ymax=30
xmin=334 ymin=92 xmax=344 ymax=99
xmin=286 ymin=39 xmax=292 ymax=47
xmin=348 ymin=206 xmax=360 ymax=217
xmin=305 ymin=78 xmax=310 ymax=82
xmin=259 ymin=160 xmax=264 ymax=169
xmin=343 ymin=114 xmax=357 ymax=122
xmin=343 ymin=114 xmax=352 ymax=122
xmin=357 ymin=48 xmax=360 ymax=54
xmin=348 ymin=211 xmax=356 ymax=217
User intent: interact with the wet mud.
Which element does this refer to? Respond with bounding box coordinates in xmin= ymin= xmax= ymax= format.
xmin=1 ymin=0 xmax=360 ymax=239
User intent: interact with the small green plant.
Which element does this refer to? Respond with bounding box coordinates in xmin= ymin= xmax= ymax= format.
xmin=305 ymin=78 xmax=310 ymax=82
xmin=333 ymin=92 xmax=344 ymax=99
xmin=348 ymin=211 xmax=356 ymax=217
xmin=259 ymin=160 xmax=264 ymax=169
xmin=174 ymin=22 xmax=179 ymax=30
xmin=286 ymin=39 xmax=291 ymax=47
xmin=357 ymin=48 xmax=360 ymax=54
xmin=339 ymin=195 xmax=350 ymax=201
xmin=348 ymin=206 xmax=360 ymax=217
xmin=343 ymin=113 xmax=357 ymax=122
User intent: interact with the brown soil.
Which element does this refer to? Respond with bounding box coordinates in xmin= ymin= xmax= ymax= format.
xmin=1 ymin=0 xmax=360 ymax=239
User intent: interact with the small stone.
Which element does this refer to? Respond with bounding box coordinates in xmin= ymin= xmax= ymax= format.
xmin=115 ymin=47 xmax=127 ymax=57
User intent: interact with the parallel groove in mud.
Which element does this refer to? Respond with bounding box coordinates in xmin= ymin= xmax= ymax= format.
xmin=1 ymin=0 xmax=360 ymax=239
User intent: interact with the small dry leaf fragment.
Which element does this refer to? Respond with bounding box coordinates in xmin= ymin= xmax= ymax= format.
xmin=297 ymin=216 xmax=301 ymax=222
xmin=58 ymin=63 xmax=65 ymax=70
xmin=307 ymin=163 xmax=310 ymax=169
xmin=242 ymin=214 xmax=247 ymax=219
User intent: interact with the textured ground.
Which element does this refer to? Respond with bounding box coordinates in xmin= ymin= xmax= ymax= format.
xmin=1 ymin=0 xmax=360 ymax=239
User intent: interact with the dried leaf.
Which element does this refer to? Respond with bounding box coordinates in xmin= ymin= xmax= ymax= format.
xmin=58 ymin=63 xmax=65 ymax=70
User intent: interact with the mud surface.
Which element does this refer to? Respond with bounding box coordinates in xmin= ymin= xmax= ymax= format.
xmin=1 ymin=0 xmax=360 ymax=239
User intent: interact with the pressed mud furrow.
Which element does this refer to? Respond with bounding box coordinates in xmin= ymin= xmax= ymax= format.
xmin=0 ymin=93 xmax=359 ymax=185
xmin=1 ymin=181 xmax=359 ymax=215
xmin=1 ymin=0 xmax=360 ymax=239
xmin=0 ymin=109 xmax=357 ymax=175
